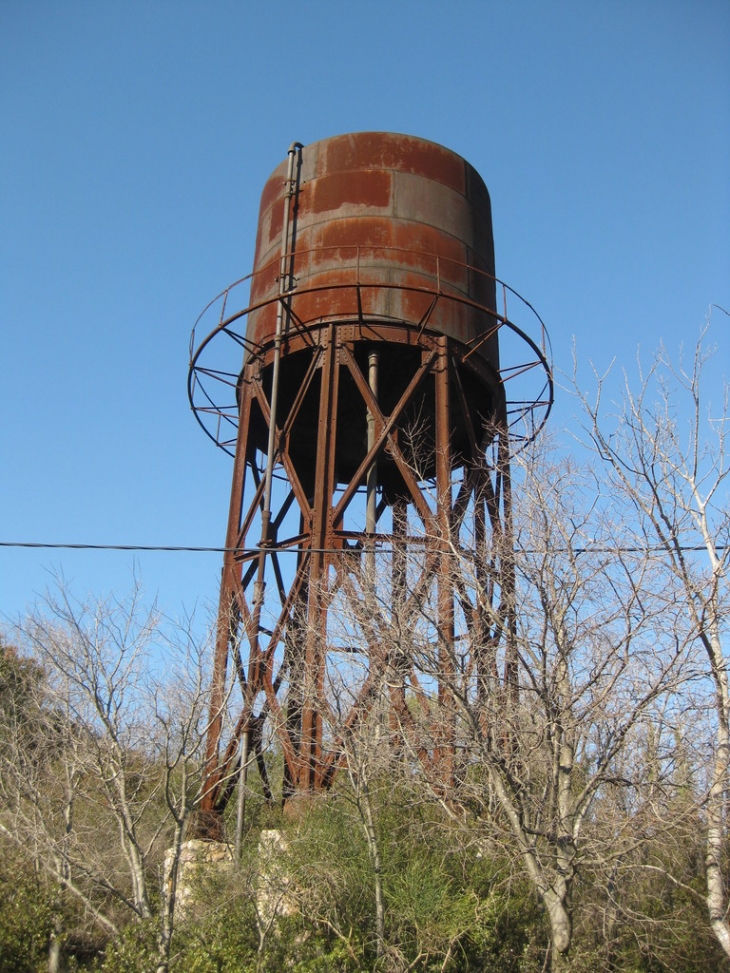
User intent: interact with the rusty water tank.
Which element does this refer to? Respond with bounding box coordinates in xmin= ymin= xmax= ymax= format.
xmin=242 ymin=132 xmax=504 ymax=494
xmin=247 ymin=132 xmax=499 ymax=365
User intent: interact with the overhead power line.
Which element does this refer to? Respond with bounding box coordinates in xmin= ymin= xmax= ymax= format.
xmin=0 ymin=541 xmax=727 ymax=555
xmin=0 ymin=542 xmax=235 ymax=553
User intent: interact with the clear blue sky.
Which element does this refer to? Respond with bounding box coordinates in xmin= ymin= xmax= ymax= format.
xmin=1 ymin=0 xmax=728 ymax=630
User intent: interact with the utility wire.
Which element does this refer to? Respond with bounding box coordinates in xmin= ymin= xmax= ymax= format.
xmin=0 ymin=541 xmax=727 ymax=555
xmin=0 ymin=542 xmax=238 ymax=552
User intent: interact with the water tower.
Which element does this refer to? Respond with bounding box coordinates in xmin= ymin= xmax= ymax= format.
xmin=189 ymin=133 xmax=552 ymax=841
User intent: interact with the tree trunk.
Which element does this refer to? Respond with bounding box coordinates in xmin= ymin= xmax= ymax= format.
xmin=706 ymin=647 xmax=730 ymax=958
xmin=48 ymin=936 xmax=61 ymax=973
xmin=544 ymin=889 xmax=572 ymax=958
xmin=48 ymin=914 xmax=63 ymax=973
xmin=360 ymin=786 xmax=385 ymax=958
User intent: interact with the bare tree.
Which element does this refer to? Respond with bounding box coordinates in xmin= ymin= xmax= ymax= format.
xmin=579 ymin=323 xmax=730 ymax=958
xmin=0 ymin=580 xmax=214 ymax=973
xmin=314 ymin=436 xmax=692 ymax=969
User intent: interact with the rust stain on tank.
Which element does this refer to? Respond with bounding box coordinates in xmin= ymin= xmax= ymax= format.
xmin=306 ymin=169 xmax=392 ymax=216
xmin=322 ymin=131 xmax=466 ymax=194
xmin=317 ymin=218 xmax=393 ymax=250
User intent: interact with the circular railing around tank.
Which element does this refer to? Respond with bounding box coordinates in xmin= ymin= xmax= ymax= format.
xmin=188 ymin=245 xmax=553 ymax=456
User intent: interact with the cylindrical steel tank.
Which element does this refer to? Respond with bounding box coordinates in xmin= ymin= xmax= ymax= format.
xmin=241 ymin=132 xmax=504 ymax=495
xmin=246 ymin=132 xmax=499 ymax=367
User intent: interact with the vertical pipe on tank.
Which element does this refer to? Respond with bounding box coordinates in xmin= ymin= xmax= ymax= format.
xmin=435 ymin=338 xmax=455 ymax=785
xmin=234 ymin=731 xmax=248 ymax=860
xmin=240 ymin=141 xmax=302 ymax=845
xmin=261 ymin=141 xmax=303 ymax=542
xmin=365 ymin=351 xmax=379 ymax=582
